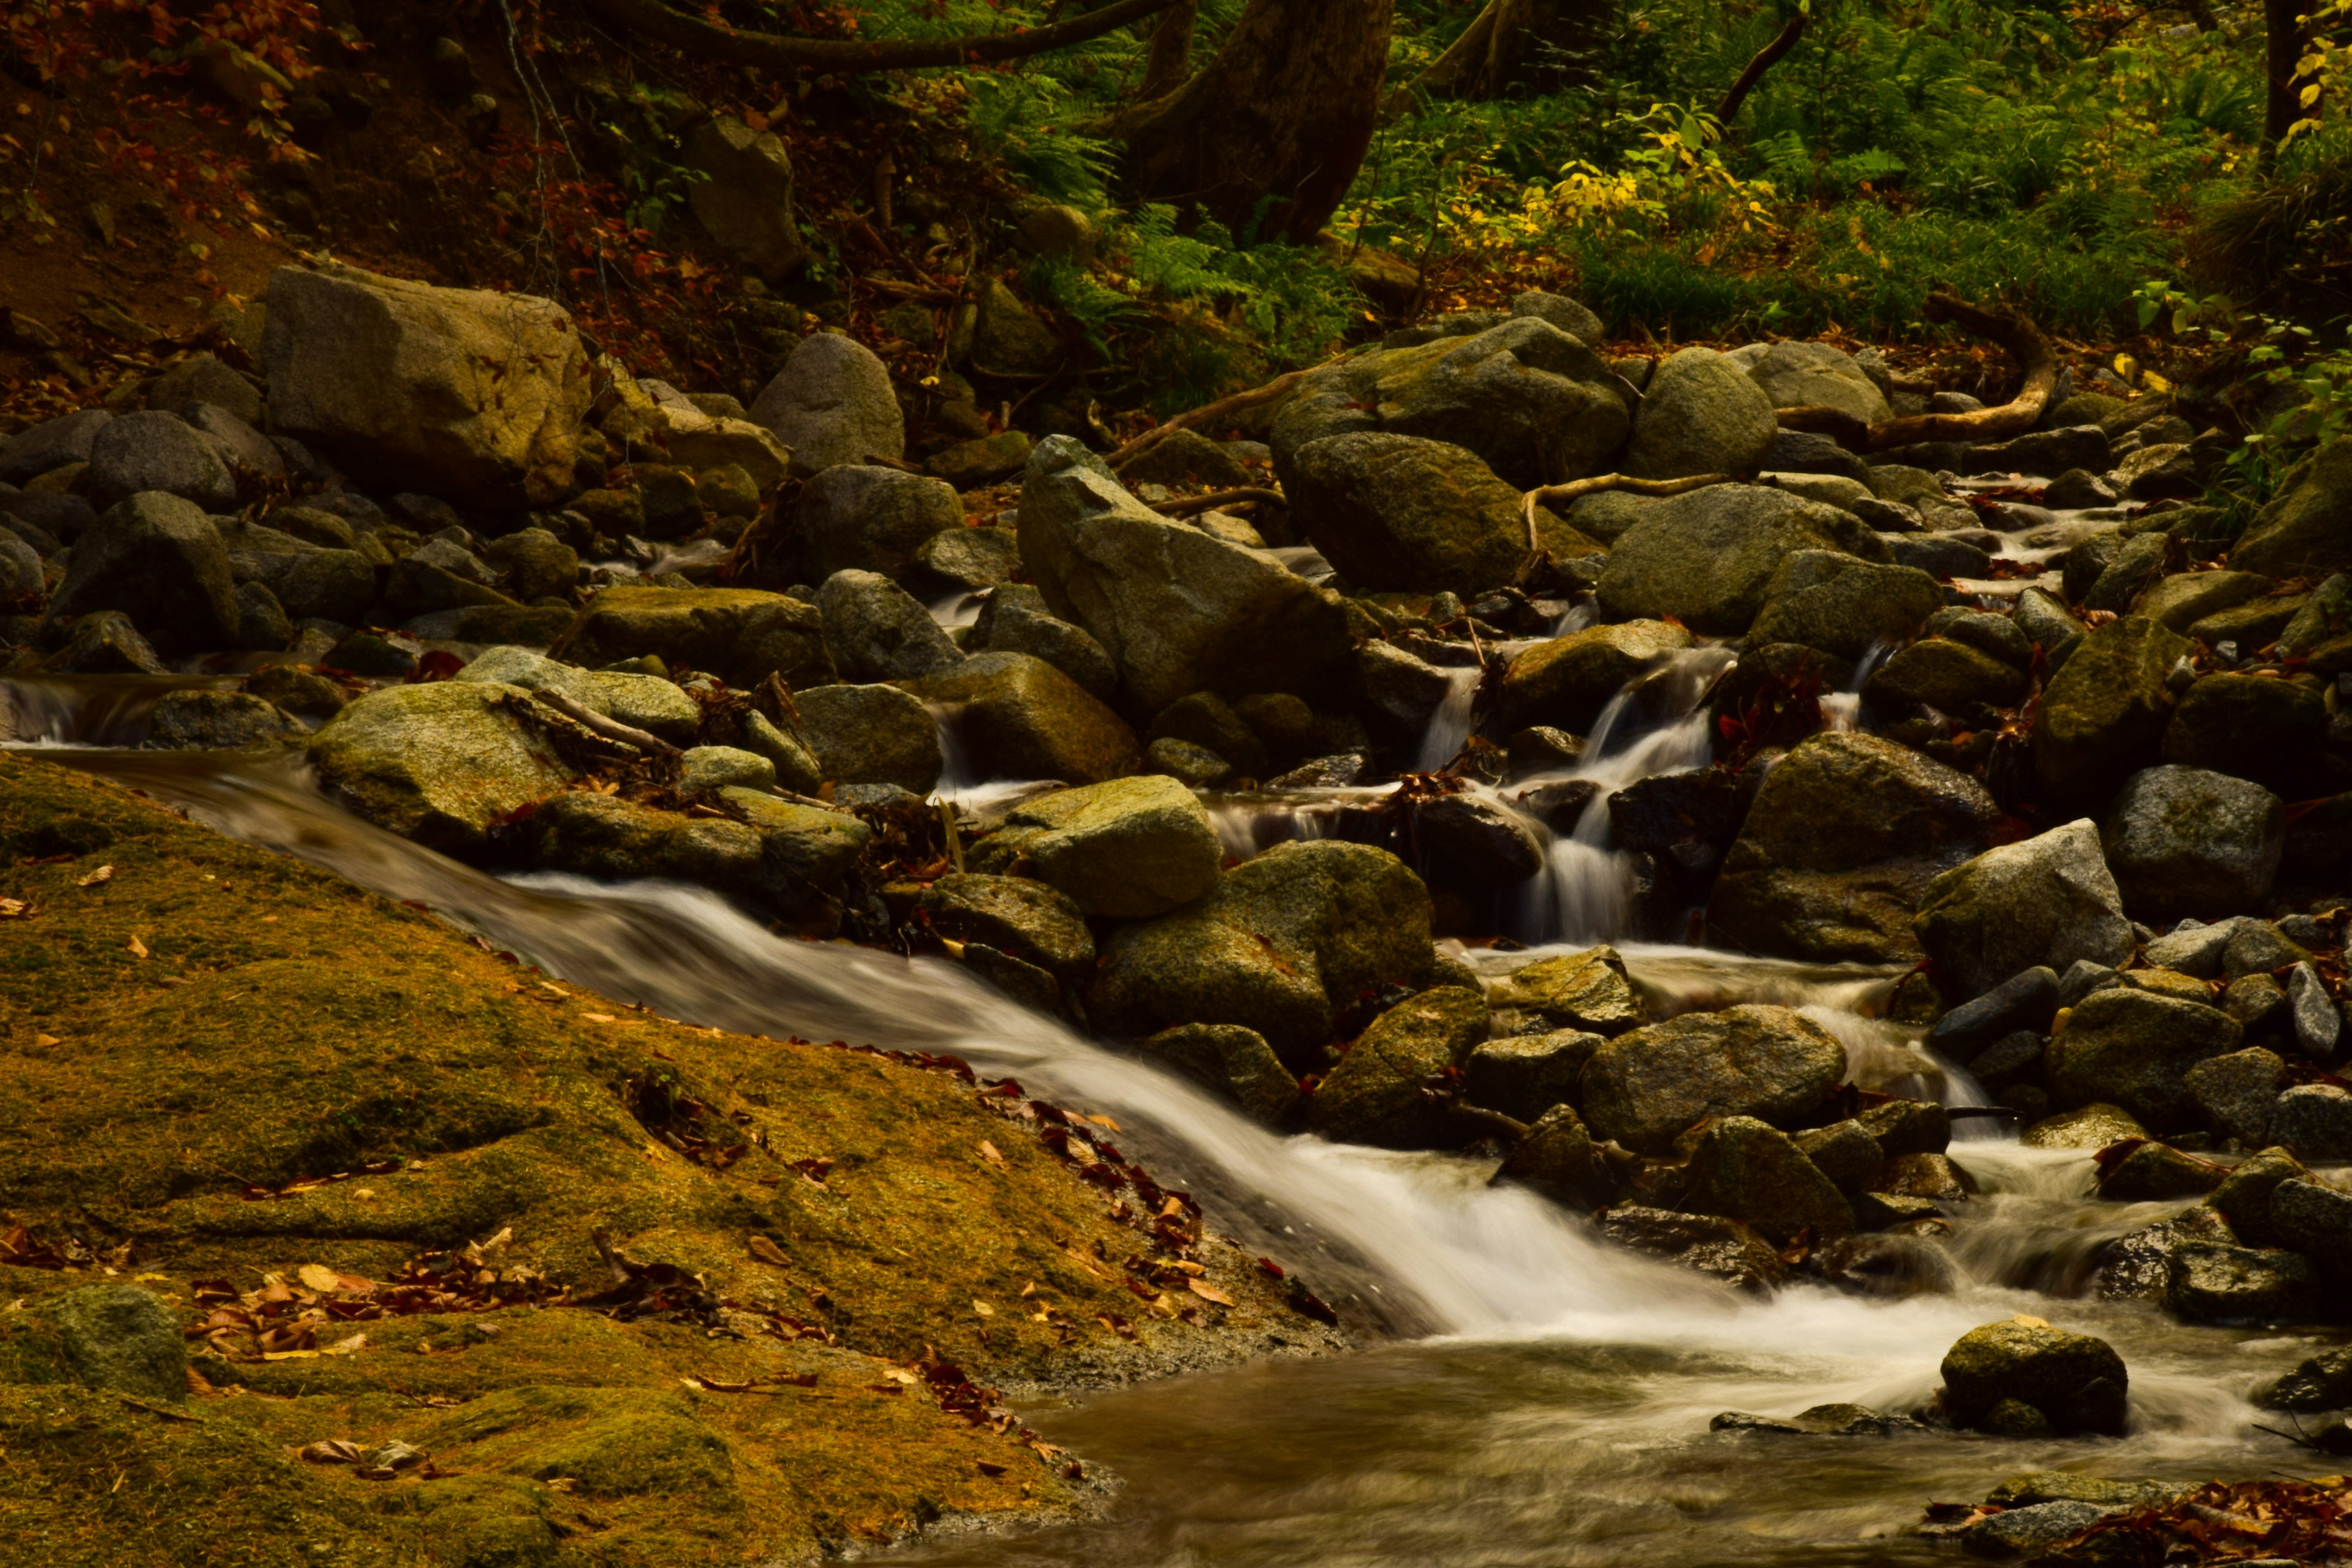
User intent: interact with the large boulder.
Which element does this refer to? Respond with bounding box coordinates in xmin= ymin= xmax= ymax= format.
xmin=145 ymin=689 xmax=304 ymax=750
xmin=84 ymin=410 xmax=237 ymax=509
xmin=967 ymin=583 xmax=1118 ymax=702
xmin=1088 ymin=841 xmax=1435 ymax=1063
xmin=682 ymin=115 xmax=805 ymax=276
xmin=2167 ymin=1242 xmax=2320 ymax=1325
xmin=44 ymin=492 xmax=241 ymax=656
xmin=1733 ymin=341 xmax=1892 ymax=425
xmin=1939 ymin=1319 xmax=2128 ymax=1437
xmin=796 ymin=466 xmax=962 ymax=584
xmin=1139 ymin=1023 xmax=1299 ymax=1126
xmin=815 ymin=568 xmax=964 ymax=682
xmin=1486 ymin=947 xmax=1646 ymax=1036
xmin=2046 ymin=989 xmax=2244 ymax=1131
xmin=1578 ymin=1004 xmax=1846 ymax=1155
xmin=1268 ymin=317 xmax=1630 ymax=491
xmin=1745 ymin=552 xmax=1944 ymax=662
xmin=1462 ymin=1031 xmax=1604 ymax=1123
xmin=1594 ymin=484 xmax=1890 ymax=635
xmin=1493 ymin=619 xmax=1691 ymax=733
xmin=262 ymin=263 xmax=588 ymax=508
xmin=917 ymin=873 xmax=1094 ymax=980
xmin=525 ymin=791 xmax=764 ymax=898
xmin=1913 ymin=821 xmax=2135 ymax=999
xmin=2032 ymin=616 xmax=2191 ymax=808
xmin=308 ymin=682 xmax=582 ymax=853
xmin=2231 ymin=435 xmax=2352 ymax=578
xmin=1016 ymin=438 xmax=1349 ymax=714
xmin=1284 ymin=432 xmax=1555 ymax=594
xmin=2101 ymin=765 xmax=2285 ymax=920
xmin=793 ymin=684 xmax=943 ymax=791
xmin=1623 ymin=347 xmax=1780 ymax=480
xmin=720 ymin=788 xmax=876 ymax=926
xmin=749 ymin=333 xmax=903 ymax=477
xmin=2162 ymin=672 xmax=2329 ymax=797
xmin=1679 ymin=1115 xmax=1855 ymax=1245
xmin=899 ymin=650 xmax=1138 ymax=784
xmin=1711 ymin=731 xmax=1999 ymax=963
xmin=232 ymin=541 xmax=377 ymax=625
xmin=555 ymin=586 xmax=834 ymax=691
xmin=1310 ymin=987 xmax=1489 ymax=1147
xmin=31 ymin=1283 xmax=188 ymax=1404
xmin=991 ymin=775 xmax=1223 ymax=918
xmin=0 ymin=407 xmax=111 ymax=486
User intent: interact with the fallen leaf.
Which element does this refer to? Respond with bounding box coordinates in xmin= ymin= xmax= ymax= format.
xmin=978 ymin=1140 xmax=1005 ymax=1167
xmin=971 ymin=1299 xmax=995 ymax=1316
xmin=747 ymin=1235 xmax=790 ymax=1267
xmin=581 ymin=1012 xmax=616 ymax=1023
xmin=1082 ymin=1114 xmax=1120 ymax=1131
xmin=977 ymin=1460 xmax=1008 ymax=1477
xmin=296 ymin=1439 xmax=366 ymax=1464
xmin=0 ymin=898 xmax=31 ymax=920
xmin=127 ymin=934 xmax=149 ymax=959
xmin=78 ymin=865 xmax=113 ymax=887
xmin=326 ymin=1332 xmax=368 ymax=1356
xmin=1186 ymin=1278 xmax=1236 ymax=1306
xmin=296 ymin=1264 xmax=339 ymax=1293
xmin=34 ymin=1035 xmax=58 ymax=1048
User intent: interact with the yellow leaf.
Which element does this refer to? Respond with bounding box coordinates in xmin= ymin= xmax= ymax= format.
xmin=978 ymin=1140 xmax=1005 ymax=1167
xmin=296 ymin=1264 xmax=338 ymax=1293
xmin=78 ymin=864 xmax=113 ymax=887
xmin=127 ymin=935 xmax=149 ymax=959
xmin=34 ymin=1034 xmax=58 ymax=1048
xmin=1186 ymin=1277 xmax=1236 ymax=1307
xmin=582 ymin=1012 xmax=616 ymax=1023
xmin=747 ymin=1235 xmax=790 ymax=1267
xmin=972 ymin=1299 xmax=995 ymax=1316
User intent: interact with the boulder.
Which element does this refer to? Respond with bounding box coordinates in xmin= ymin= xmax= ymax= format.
xmin=1284 ymin=432 xmax=1548 ymax=594
xmin=1017 ymin=438 xmax=1349 ymax=714
xmin=1965 ymin=1502 xmax=2111 ymax=1554
xmin=1679 ymin=1115 xmax=1855 ymax=1244
xmin=2135 ymin=570 xmax=2271 ymax=633
xmin=483 ymin=527 xmax=579 ymax=603
xmin=1745 ymin=552 xmax=1943 ymax=661
xmin=2161 ymin=672 xmax=2329 ymax=796
xmin=2273 ymin=1084 xmax=2352 ymax=1161
xmin=0 ymin=408 xmax=111 ymax=486
xmin=1579 ymin=1005 xmax=1846 ymax=1155
xmin=2232 ymin=435 xmax=2352 ymax=578
xmin=85 ymin=410 xmax=238 ymax=508
xmin=1268 ymin=317 xmax=1630 ymax=491
xmin=2185 ymin=1047 xmax=2287 ymax=1147
xmin=526 ymin=791 xmax=764 ymax=897
xmin=1736 ymin=341 xmax=1892 ymax=424
xmin=990 ymin=775 xmax=1222 ymax=918
xmin=677 ymin=745 xmax=774 ymax=794
xmin=969 ymin=279 xmax=1061 ymax=376
xmin=796 ymin=466 xmax=962 ymax=584
xmin=1913 ymin=820 xmax=2135 ymax=999
xmin=1487 ymin=947 xmax=1646 ymax=1036
xmin=1461 ymin=1030 xmax=1604 ymax=1122
xmin=793 ymin=684 xmax=943 ymax=792
xmin=2211 ymin=1145 xmax=2313 ymax=1246
xmin=682 ymin=115 xmax=805 ymax=276
xmin=32 ymin=611 xmax=167 ymax=675
xmin=309 ymin=682 xmax=581 ymax=852
xmin=1112 ymin=428 xmax=1250 ymax=492
xmin=1595 ymin=484 xmax=1890 ymax=635
xmin=1711 ymin=731 xmax=1998 ymax=964
xmin=2258 ymin=1344 xmax=2352 ymax=1412
xmin=967 ymin=583 xmax=1118 ymax=703
xmin=749 ymin=333 xmax=903 ymax=477
xmin=1309 ymin=987 xmax=1490 ymax=1147
xmin=145 ymin=689 xmax=304 ymax=750
xmin=1139 ymin=1023 xmax=1299 ymax=1126
xmin=899 ymin=651 xmax=1139 ymax=784
xmin=2166 ymin=1242 xmax=2320 ymax=1325
xmin=587 ymin=672 xmax=702 ymax=743
xmin=2032 ymin=616 xmax=2192 ymax=807
xmin=1147 ymin=692 xmax=1269 ymax=779
xmin=1623 ymin=347 xmax=1779 ymax=480
xmin=454 ymin=644 xmax=607 ymax=712
xmin=816 ymin=568 xmax=964 ymax=682
xmin=1599 ymin=1205 xmax=1789 ymax=1291
xmin=1493 ymin=619 xmax=1691 ymax=733
xmin=2023 ymin=1102 xmax=2147 ymax=1149
xmin=720 ymin=788 xmax=875 ymax=923
xmin=2101 ymin=765 xmax=2284 ymax=919
xmin=44 ymin=492 xmax=241 ymax=656
xmin=1403 ymin=793 xmax=1545 ymax=893
xmin=913 ymin=525 xmax=1023 ymax=592
xmin=2045 ymin=988 xmax=2243 ymax=1131
xmin=1939 ymin=1319 xmax=2128 ymax=1436
xmin=262 ymin=263 xmax=587 ymax=508
xmin=1493 ymin=1104 xmax=1615 ymax=1211
xmin=1926 ymin=606 xmax=2034 ymax=668
xmin=556 ymin=586 xmax=835 ymax=691
xmin=1510 ymin=290 xmax=1604 ymax=344
xmin=918 ymin=873 xmax=1093 ymax=980
xmin=33 ymin=1284 xmax=187 ymax=1404
xmin=1088 ymin=840 xmax=1434 ymax=1062
xmin=1927 ymin=967 xmax=2059 ymax=1059
xmin=1862 ymin=637 xmax=2029 ymax=713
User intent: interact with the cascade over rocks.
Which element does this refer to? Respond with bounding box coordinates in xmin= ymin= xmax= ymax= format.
xmin=1495 ymin=620 xmax=1692 ymax=733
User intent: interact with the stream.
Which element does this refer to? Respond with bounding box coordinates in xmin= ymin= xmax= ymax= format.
xmin=3 ymin=486 xmax=2335 ymax=1562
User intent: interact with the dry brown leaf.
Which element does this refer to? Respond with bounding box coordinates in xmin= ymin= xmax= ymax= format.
xmin=78 ymin=865 xmax=114 ymax=887
xmin=296 ymin=1439 xmax=366 ymax=1464
xmin=127 ymin=934 xmax=149 ymax=959
xmin=0 ymin=898 xmax=31 ymax=920
xmin=978 ymin=1140 xmax=1005 ymax=1167
xmin=581 ymin=1012 xmax=616 ymax=1023
xmin=746 ymin=1235 xmax=790 ymax=1267
xmin=1186 ymin=1278 xmax=1237 ymax=1306
xmin=971 ymin=1299 xmax=995 ymax=1316
xmin=34 ymin=1034 xmax=58 ymax=1048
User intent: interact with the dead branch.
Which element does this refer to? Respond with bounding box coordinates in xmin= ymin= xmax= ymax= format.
xmin=535 ymin=690 xmax=681 ymax=756
xmin=1716 ymin=13 xmax=1808 ymax=124
xmin=1148 ymin=487 xmax=1289 ymax=516
xmin=1518 ymin=472 xmax=1733 ymax=558
xmin=1773 ymin=292 xmax=2059 ymax=451
xmin=1107 ymin=367 xmax=1314 ymax=468
xmin=582 ymin=0 xmax=1185 ymax=75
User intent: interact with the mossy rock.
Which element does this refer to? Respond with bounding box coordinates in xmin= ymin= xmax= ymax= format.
xmin=1308 ymin=987 xmax=1489 ymax=1148
xmin=308 ymin=682 xmax=582 ymax=854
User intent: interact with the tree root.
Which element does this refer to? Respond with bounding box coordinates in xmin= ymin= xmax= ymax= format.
xmin=1516 ymin=471 xmax=1733 ymax=579
xmin=1148 ymin=488 xmax=1289 ymax=517
xmin=1106 ymin=367 xmax=1314 ymax=468
xmin=1774 ymin=292 xmax=2059 ymax=451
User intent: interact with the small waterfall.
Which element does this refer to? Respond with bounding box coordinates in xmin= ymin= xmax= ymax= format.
xmin=1412 ymin=665 xmax=1484 ymax=772
xmin=0 ymin=674 xmax=231 ymax=747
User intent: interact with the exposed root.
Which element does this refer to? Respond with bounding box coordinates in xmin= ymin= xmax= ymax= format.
xmin=1775 ymin=292 xmax=2059 ymax=451
xmin=1106 ymin=368 xmax=1314 ymax=469
xmin=1515 ymin=471 xmax=1735 ymax=582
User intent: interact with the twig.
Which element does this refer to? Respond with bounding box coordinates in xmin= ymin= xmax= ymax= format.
xmin=1518 ymin=471 xmax=1732 ymax=556
xmin=535 ymin=690 xmax=680 ymax=755
xmin=1107 ymin=367 xmax=1314 ymax=468
xmin=1148 ymin=487 xmax=1287 ymax=516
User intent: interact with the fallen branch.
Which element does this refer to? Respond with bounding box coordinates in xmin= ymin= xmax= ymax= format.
xmin=1148 ymin=487 xmax=1288 ymax=516
xmin=1775 ymin=292 xmax=2059 ymax=451
xmin=1107 ymin=367 xmax=1314 ymax=469
xmin=1716 ymin=13 xmax=1809 ymax=124
xmin=535 ymin=690 xmax=681 ymax=756
xmin=1518 ymin=472 xmax=1733 ymax=564
xmin=582 ymin=0 xmax=1185 ymax=75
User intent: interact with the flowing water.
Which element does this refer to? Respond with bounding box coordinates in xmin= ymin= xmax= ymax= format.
xmin=3 ymin=488 xmax=2329 ymax=1566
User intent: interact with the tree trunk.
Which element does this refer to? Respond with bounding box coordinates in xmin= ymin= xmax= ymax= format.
xmin=1395 ymin=0 xmax=1613 ymax=108
xmin=1140 ymin=0 xmax=1198 ymax=99
xmin=1111 ymin=0 xmax=1395 ymax=244
xmin=2264 ymin=0 xmax=2306 ymax=153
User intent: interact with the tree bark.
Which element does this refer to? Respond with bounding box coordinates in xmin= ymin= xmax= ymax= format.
xmin=1140 ymin=0 xmax=1199 ymax=99
xmin=580 ymin=0 xmax=1185 ymax=75
xmin=1393 ymin=0 xmax=1613 ymax=108
xmin=1716 ymin=13 xmax=1808 ymax=124
xmin=2264 ymin=0 xmax=2306 ymax=151
xmin=1109 ymin=0 xmax=1395 ymax=244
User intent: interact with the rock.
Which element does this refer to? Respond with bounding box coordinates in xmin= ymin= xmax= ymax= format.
xmin=2186 ymin=1048 xmax=2287 ymax=1147
xmin=967 ymin=583 xmax=1118 ymax=703
xmin=2097 ymin=1205 xmax=2237 ymax=1300
xmin=309 ymin=682 xmax=581 ymax=852
xmin=1403 ymin=792 xmax=1545 ymax=894
xmin=1310 ymin=987 xmax=1489 ymax=1147
xmin=2023 ymin=1101 xmax=2149 ymax=1148
xmin=750 ymin=333 xmax=904 ymax=477
xmin=262 ymin=263 xmax=586 ymax=508
xmin=45 ymin=492 xmax=240 ymax=656
xmin=720 ymin=788 xmax=875 ymax=921
xmin=242 ymin=667 xmax=345 ymax=723
xmin=481 ymin=527 xmax=579 ymax=603
xmin=1269 ymin=318 xmax=1630 ymax=491
xmin=2232 ymin=435 xmax=2352 ymax=578
xmin=83 ymin=410 xmax=238 ymax=509
xmin=682 ymin=116 xmax=804 ymax=275
xmin=1487 ymin=947 xmax=1646 ymax=1036
xmin=587 ymin=671 xmax=702 ymax=743
xmin=2099 ymin=765 xmax=2284 ymax=920
xmin=679 ymin=745 xmax=774 ymax=794
xmin=1599 ymin=1205 xmax=1789 ymax=1292
xmin=2032 ymin=615 xmax=2192 ymax=806
xmin=1928 ymin=967 xmax=2060 ymax=1059
xmin=454 ymin=644 xmax=607 ymax=713
xmin=793 ymin=683 xmax=943 ymax=792
xmin=2098 ymin=1141 xmax=2226 ymax=1200
xmin=2272 ymin=1178 xmax=2352 ymax=1268
xmin=796 ymin=466 xmax=962 ymax=584
xmin=1711 ymin=731 xmax=1998 ymax=964
xmin=1793 ymin=1120 xmax=1886 ymax=1192
xmin=2143 ymin=918 xmax=2250 ymax=979
xmin=2272 ymin=1084 xmax=2352 ymax=1159
xmin=1770 ymin=428 xmax=1872 ymax=483
xmin=0 ymin=408 xmax=111 ymax=485
xmin=1462 ymin=1031 xmax=1603 ymax=1122
xmin=1864 ymin=637 xmax=2030 ymax=713
xmin=1737 ymin=342 xmax=1894 ymax=425
xmin=2046 ymin=989 xmax=2243 ymax=1131
xmin=1914 ymin=821 xmax=2135 ymax=1000
xmin=2135 ymin=570 xmax=2271 ymax=634
xmin=557 ymin=586 xmax=834 ymax=691
xmin=1596 ymin=484 xmax=1890 ymax=635
xmin=1857 ymin=1098 xmax=1951 ymax=1156
xmin=1580 ymin=1005 xmax=1846 ymax=1155
xmin=526 ymin=791 xmax=764 ymax=897
xmin=913 ymin=525 xmax=1022 ymax=593
xmin=816 ymin=569 xmax=963 ymax=682
xmin=1493 ymin=619 xmax=1691 ymax=733
xmin=1140 ymin=1023 xmax=1298 ymax=1125
xmin=1746 ymin=551 xmax=1944 ymax=661
xmin=2259 ymin=1345 xmax=2352 ymax=1412
xmin=919 ymin=873 xmax=1093 ymax=980
xmin=1088 ymin=840 xmax=1434 ymax=1063
xmin=993 ymin=775 xmax=1223 ymax=918
xmin=900 ymin=650 xmax=1137 ymax=784
xmin=1017 ymin=438 xmax=1349 ymax=714
xmin=2167 ymin=1242 xmax=2319 ymax=1325
xmin=1623 ymin=347 xmax=1780 ymax=480
xmin=1680 ymin=1115 xmax=1855 ymax=1244
xmin=2211 ymin=1146 xmax=2313 ymax=1246
xmin=2043 ymin=467 xmax=2119 ymax=510
xmin=1925 ymin=607 xmax=2034 ymax=669
xmin=1148 ymin=691 xmax=1268 ymax=778
xmin=1967 ymin=1501 xmax=2111 ymax=1557
xmin=1113 ymin=427 xmax=1251 ymax=492
xmin=926 ymin=431 xmax=1035 ymax=490
xmin=1510 ymin=290 xmax=1604 ymax=344
xmin=233 ymin=578 xmax=292 ymax=650
xmin=969 ymin=279 xmax=1061 ymax=377
xmin=2162 ymin=671 xmax=2328 ymax=796
xmin=1145 ymin=736 xmax=1226 ymax=785
xmin=2084 ymin=532 xmax=2173 ymax=616
xmin=1493 ymin=1104 xmax=1615 ymax=1211
xmin=2290 ymin=963 xmax=2342 ymax=1057
xmin=1884 ymin=532 xmax=1990 ymax=580
xmin=145 ymin=689 xmax=304 ymax=750
xmin=1284 ymin=432 xmax=1545 ymax=594
xmin=1939 ymin=1319 xmax=2128 ymax=1436
xmin=1765 ymin=471 xmax=1873 ymax=511
xmin=36 ymin=1284 xmax=187 ymax=1403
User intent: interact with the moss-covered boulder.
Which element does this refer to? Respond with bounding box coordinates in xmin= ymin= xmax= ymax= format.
xmin=1493 ymin=619 xmax=1692 ymax=733
xmin=146 ymin=688 xmax=307 ymax=750
xmin=5 ymin=1283 xmax=187 ymax=1404
xmin=1678 ymin=1115 xmax=1855 ymax=1245
xmin=1747 ymin=551 xmax=1944 ymax=662
xmin=1462 ymin=1031 xmax=1604 ymax=1123
xmin=1623 ymin=345 xmax=1779 ymax=480
xmin=1139 ymin=1023 xmax=1300 ymax=1126
xmin=917 ymin=873 xmax=1094 ymax=980
xmin=1487 ymin=947 xmax=1646 ymax=1036
xmin=900 ymin=650 xmax=1139 ymax=785
xmin=525 ymin=791 xmax=764 ymax=897
xmin=2045 ymin=987 xmax=2243 ymax=1131
xmin=309 ymin=682 xmax=582 ymax=854
xmin=1492 ymin=1104 xmax=1616 ymax=1210
xmin=1308 ymin=987 xmax=1489 ymax=1148
xmin=1863 ymin=636 xmax=2030 ymax=713
xmin=1913 ymin=820 xmax=2135 ymax=1000
xmin=2031 ymin=616 xmax=2190 ymax=807
xmin=796 ymin=682 xmax=945 ymax=791
xmin=2231 ymin=435 xmax=2352 ymax=578
xmin=1578 ymin=1005 xmax=1846 ymax=1154
xmin=2161 ymin=671 xmax=2329 ymax=797
xmin=554 ymin=585 xmax=836 ymax=690
xmin=1939 ymin=1319 xmax=2129 ymax=1436
xmin=1285 ymin=432 xmax=1548 ymax=594
xmin=1596 ymin=484 xmax=1890 ymax=635
xmin=992 ymin=775 xmax=1223 ymax=918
